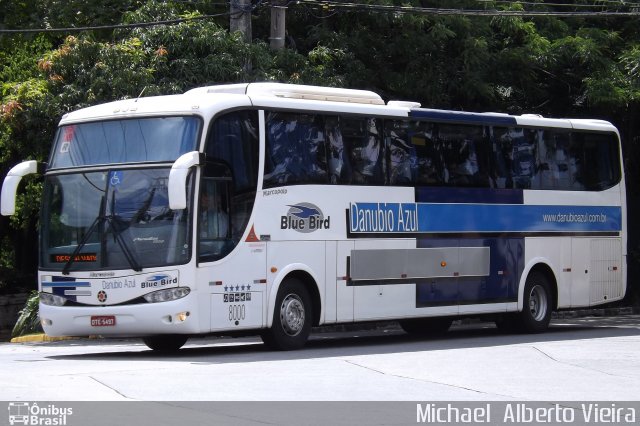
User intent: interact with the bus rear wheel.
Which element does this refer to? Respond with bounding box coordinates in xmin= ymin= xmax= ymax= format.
xmin=518 ymin=271 xmax=552 ymax=333
xmin=261 ymin=278 xmax=312 ymax=351
xmin=143 ymin=334 xmax=188 ymax=352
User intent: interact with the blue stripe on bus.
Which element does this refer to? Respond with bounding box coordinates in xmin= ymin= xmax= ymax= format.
xmin=348 ymin=202 xmax=622 ymax=233
xmin=42 ymin=282 xmax=91 ymax=287
xmin=42 ymin=278 xmax=88 ymax=303
xmin=409 ymin=109 xmax=518 ymax=126
xmin=415 ymin=187 xmax=523 ymax=204
xmin=419 ymin=204 xmax=621 ymax=233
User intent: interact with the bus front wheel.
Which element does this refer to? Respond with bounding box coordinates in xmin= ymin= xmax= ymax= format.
xmin=518 ymin=271 xmax=553 ymax=333
xmin=262 ymin=278 xmax=312 ymax=350
xmin=142 ymin=334 xmax=188 ymax=352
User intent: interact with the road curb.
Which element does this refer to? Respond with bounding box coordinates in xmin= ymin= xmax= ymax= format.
xmin=10 ymin=334 xmax=76 ymax=343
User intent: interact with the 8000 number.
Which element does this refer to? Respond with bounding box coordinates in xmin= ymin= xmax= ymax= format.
xmin=229 ymin=304 xmax=246 ymax=321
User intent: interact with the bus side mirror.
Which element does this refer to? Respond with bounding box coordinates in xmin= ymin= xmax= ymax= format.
xmin=1 ymin=160 xmax=43 ymax=216
xmin=168 ymin=151 xmax=204 ymax=210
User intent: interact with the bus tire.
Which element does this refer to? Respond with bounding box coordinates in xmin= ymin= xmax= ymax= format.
xmin=142 ymin=334 xmax=188 ymax=352
xmin=399 ymin=317 xmax=452 ymax=336
xmin=261 ymin=278 xmax=312 ymax=351
xmin=518 ymin=271 xmax=552 ymax=333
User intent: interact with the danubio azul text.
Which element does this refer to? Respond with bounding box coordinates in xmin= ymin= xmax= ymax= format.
xmin=350 ymin=202 xmax=418 ymax=233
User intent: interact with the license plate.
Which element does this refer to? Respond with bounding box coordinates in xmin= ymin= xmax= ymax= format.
xmin=91 ymin=315 xmax=116 ymax=327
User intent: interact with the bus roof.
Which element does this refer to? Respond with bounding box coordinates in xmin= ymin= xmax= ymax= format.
xmin=58 ymin=83 xmax=617 ymax=133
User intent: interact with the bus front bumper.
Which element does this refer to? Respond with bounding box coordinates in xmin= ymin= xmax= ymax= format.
xmin=39 ymin=296 xmax=200 ymax=337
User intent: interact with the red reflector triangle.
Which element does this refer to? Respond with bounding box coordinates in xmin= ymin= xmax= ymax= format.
xmin=245 ymin=225 xmax=259 ymax=242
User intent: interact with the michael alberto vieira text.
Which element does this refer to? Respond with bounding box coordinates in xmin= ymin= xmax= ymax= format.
xmin=416 ymin=403 xmax=637 ymax=424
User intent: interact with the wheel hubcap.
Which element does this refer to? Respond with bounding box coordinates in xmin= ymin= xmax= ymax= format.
xmin=529 ymin=285 xmax=548 ymax=322
xmin=280 ymin=294 xmax=305 ymax=336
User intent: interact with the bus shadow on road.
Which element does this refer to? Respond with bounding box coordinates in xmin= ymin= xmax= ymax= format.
xmin=45 ymin=315 xmax=640 ymax=363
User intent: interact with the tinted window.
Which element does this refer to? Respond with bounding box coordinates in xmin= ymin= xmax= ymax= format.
xmin=492 ymin=127 xmax=537 ymax=189
xmin=50 ymin=117 xmax=201 ymax=168
xmin=264 ymin=112 xmax=328 ymax=188
xmin=340 ymin=117 xmax=384 ymax=185
xmin=260 ymin=111 xmax=620 ymax=192
xmin=207 ymin=110 xmax=259 ymax=192
xmin=492 ymin=128 xmax=620 ymax=191
xmin=386 ymin=120 xmax=416 ymax=185
xmin=532 ymin=130 xmax=580 ymax=190
xmin=203 ymin=110 xmax=260 ymax=262
xmin=571 ymin=132 xmax=621 ymax=191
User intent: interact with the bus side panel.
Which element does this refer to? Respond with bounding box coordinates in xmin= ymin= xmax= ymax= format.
xmin=524 ymin=237 xmax=570 ymax=307
xmin=336 ymin=241 xmax=354 ymax=322
xmin=571 ymin=237 xmax=624 ymax=307
xmin=204 ymin=241 xmax=267 ymax=332
xmin=417 ymin=237 xmax=521 ymax=312
xmin=324 ymin=241 xmax=337 ymax=324
xmin=266 ymin=240 xmax=326 ymax=326
xmin=571 ymin=237 xmax=590 ymax=307
xmin=352 ymin=239 xmax=419 ymax=321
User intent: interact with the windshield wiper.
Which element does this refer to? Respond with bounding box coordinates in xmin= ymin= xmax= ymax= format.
xmin=62 ymin=196 xmax=106 ymax=275
xmin=107 ymin=217 xmax=142 ymax=272
xmin=62 ymin=193 xmax=143 ymax=274
xmin=106 ymin=191 xmax=142 ymax=272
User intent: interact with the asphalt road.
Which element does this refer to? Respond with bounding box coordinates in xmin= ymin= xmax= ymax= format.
xmin=1 ymin=315 xmax=640 ymax=402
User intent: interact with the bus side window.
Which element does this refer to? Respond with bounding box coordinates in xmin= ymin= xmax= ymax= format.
xmin=535 ymin=130 xmax=576 ymax=190
xmin=204 ymin=110 xmax=259 ymax=260
xmin=340 ymin=117 xmax=384 ymax=185
xmin=438 ymin=124 xmax=488 ymax=187
xmin=492 ymin=127 xmax=535 ymax=189
xmin=386 ymin=120 xmax=416 ymax=185
xmin=325 ymin=116 xmax=351 ymax=184
xmin=264 ymin=112 xmax=328 ymax=187
xmin=572 ymin=132 xmax=620 ymax=191
xmin=411 ymin=121 xmax=444 ymax=185
xmin=206 ymin=110 xmax=259 ymax=192
xmin=198 ymin=176 xmax=232 ymax=261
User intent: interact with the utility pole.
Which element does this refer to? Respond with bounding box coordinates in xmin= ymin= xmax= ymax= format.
xmin=230 ymin=0 xmax=252 ymax=43
xmin=270 ymin=0 xmax=287 ymax=50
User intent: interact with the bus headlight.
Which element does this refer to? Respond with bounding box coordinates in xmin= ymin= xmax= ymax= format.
xmin=143 ymin=287 xmax=191 ymax=303
xmin=40 ymin=292 xmax=67 ymax=307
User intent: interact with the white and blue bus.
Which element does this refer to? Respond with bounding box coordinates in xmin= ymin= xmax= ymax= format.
xmin=1 ymin=83 xmax=626 ymax=351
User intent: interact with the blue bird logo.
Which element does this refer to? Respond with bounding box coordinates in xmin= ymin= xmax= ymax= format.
xmin=288 ymin=204 xmax=321 ymax=218
xmin=146 ymin=274 xmax=169 ymax=282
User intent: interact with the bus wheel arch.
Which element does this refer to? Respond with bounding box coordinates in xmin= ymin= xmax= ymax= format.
xmin=519 ymin=262 xmax=558 ymax=312
xmin=517 ymin=263 xmax=557 ymax=332
xmin=283 ymin=270 xmax=321 ymax=327
xmin=263 ymin=268 xmax=321 ymax=350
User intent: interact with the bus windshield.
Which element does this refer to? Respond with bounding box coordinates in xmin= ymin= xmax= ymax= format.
xmin=40 ymin=168 xmax=193 ymax=271
xmin=49 ymin=116 xmax=200 ymax=168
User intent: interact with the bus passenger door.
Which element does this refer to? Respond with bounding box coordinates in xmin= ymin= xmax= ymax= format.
xmin=336 ymin=241 xmax=354 ymax=322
